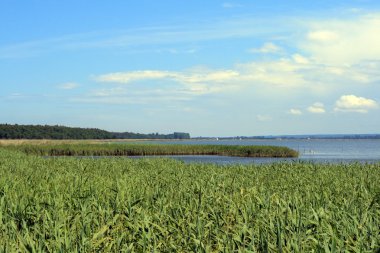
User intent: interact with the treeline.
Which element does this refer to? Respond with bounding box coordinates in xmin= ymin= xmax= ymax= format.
xmin=0 ymin=124 xmax=190 ymax=140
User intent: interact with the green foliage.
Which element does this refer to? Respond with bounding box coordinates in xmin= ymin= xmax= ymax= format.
xmin=0 ymin=124 xmax=113 ymax=139
xmin=0 ymin=124 xmax=190 ymax=140
xmin=0 ymin=149 xmax=379 ymax=251
xmin=4 ymin=143 xmax=299 ymax=158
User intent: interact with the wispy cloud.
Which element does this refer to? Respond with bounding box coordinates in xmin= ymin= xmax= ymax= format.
xmin=95 ymin=68 xmax=240 ymax=96
xmin=0 ymin=16 xmax=282 ymax=59
xmin=257 ymin=114 xmax=272 ymax=122
xmin=307 ymin=103 xmax=325 ymax=114
xmin=73 ymin=87 xmax=195 ymax=105
xmin=96 ymin=69 xmax=240 ymax=84
xmin=96 ymin=71 xmax=176 ymax=83
xmin=288 ymin=109 xmax=303 ymax=115
xmin=21 ymin=11 xmax=379 ymax=121
xmin=5 ymin=93 xmax=26 ymax=100
xmin=94 ymin=60 xmax=307 ymax=100
xmin=57 ymin=82 xmax=79 ymax=90
xmin=222 ymin=2 xmax=243 ymax=8
xmin=291 ymin=54 xmax=310 ymax=64
xmin=93 ymin=45 xmax=379 ymax=102
xmin=249 ymin=42 xmax=282 ymax=54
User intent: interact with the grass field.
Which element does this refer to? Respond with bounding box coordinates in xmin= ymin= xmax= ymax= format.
xmin=0 ymin=147 xmax=379 ymax=252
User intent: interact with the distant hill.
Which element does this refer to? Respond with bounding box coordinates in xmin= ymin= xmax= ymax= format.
xmin=0 ymin=124 xmax=190 ymax=140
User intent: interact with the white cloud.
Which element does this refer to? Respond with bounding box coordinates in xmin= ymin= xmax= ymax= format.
xmin=96 ymin=69 xmax=241 ymax=85
xmin=94 ymin=51 xmax=378 ymax=101
xmin=95 ymin=56 xmax=315 ymax=99
xmin=303 ymin=14 xmax=380 ymax=65
xmin=96 ymin=70 xmax=176 ymax=83
xmin=292 ymin=54 xmax=309 ymax=64
xmin=74 ymin=86 xmax=195 ymax=105
xmin=236 ymin=58 xmax=312 ymax=89
xmin=288 ymin=109 xmax=302 ymax=115
xmin=307 ymin=30 xmax=339 ymax=43
xmin=91 ymin=13 xmax=380 ymax=105
xmin=58 ymin=82 xmax=79 ymax=90
xmin=307 ymin=102 xmax=325 ymax=114
xmin=95 ymin=69 xmax=241 ymax=95
xmin=249 ymin=42 xmax=282 ymax=54
xmin=176 ymin=69 xmax=240 ymax=84
xmin=93 ymin=37 xmax=380 ymax=105
xmin=334 ymin=95 xmax=378 ymax=113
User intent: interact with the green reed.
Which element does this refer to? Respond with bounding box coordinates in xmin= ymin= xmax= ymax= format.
xmin=0 ymin=148 xmax=379 ymax=252
xmin=3 ymin=143 xmax=299 ymax=158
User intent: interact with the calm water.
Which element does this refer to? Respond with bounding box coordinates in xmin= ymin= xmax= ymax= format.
xmin=135 ymin=139 xmax=380 ymax=165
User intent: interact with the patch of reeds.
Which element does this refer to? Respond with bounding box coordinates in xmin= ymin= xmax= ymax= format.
xmin=4 ymin=143 xmax=299 ymax=157
xmin=0 ymin=149 xmax=379 ymax=251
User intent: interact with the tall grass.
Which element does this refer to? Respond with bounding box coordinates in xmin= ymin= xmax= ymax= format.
xmin=0 ymin=148 xmax=379 ymax=251
xmin=3 ymin=143 xmax=299 ymax=158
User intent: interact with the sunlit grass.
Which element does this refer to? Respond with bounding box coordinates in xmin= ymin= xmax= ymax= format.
xmin=0 ymin=149 xmax=379 ymax=251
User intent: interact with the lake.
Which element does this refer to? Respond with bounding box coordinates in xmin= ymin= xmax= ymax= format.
xmin=134 ymin=139 xmax=380 ymax=164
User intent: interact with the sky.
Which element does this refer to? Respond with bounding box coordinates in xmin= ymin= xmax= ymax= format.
xmin=1 ymin=1 xmax=380 ymax=137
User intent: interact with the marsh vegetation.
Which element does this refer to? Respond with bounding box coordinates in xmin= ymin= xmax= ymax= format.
xmin=3 ymin=143 xmax=299 ymax=158
xmin=0 ymin=148 xmax=379 ymax=251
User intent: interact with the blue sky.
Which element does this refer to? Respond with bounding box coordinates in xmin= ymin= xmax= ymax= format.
xmin=1 ymin=1 xmax=380 ymax=136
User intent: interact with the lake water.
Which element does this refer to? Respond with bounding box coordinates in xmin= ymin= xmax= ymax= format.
xmin=134 ymin=139 xmax=380 ymax=165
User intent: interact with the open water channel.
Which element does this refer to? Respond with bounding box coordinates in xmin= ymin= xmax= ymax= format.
xmin=126 ymin=139 xmax=380 ymax=165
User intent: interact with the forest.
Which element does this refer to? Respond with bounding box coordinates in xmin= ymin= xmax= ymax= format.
xmin=0 ymin=124 xmax=190 ymax=140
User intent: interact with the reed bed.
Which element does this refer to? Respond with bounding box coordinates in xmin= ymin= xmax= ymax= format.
xmin=3 ymin=143 xmax=299 ymax=158
xmin=0 ymin=148 xmax=379 ymax=252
